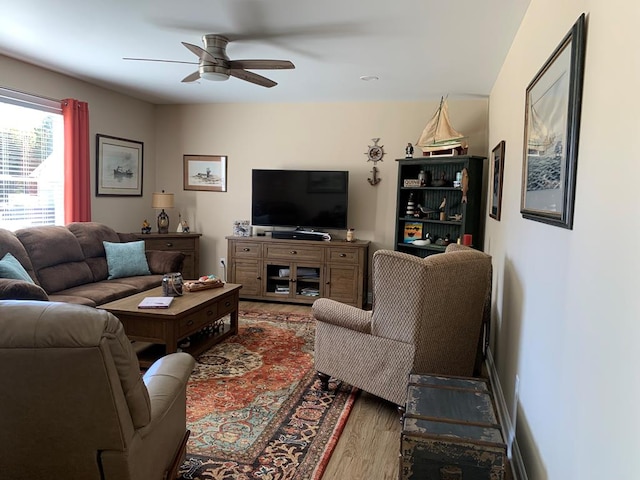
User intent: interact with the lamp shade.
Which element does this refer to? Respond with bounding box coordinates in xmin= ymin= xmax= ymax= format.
xmin=152 ymin=192 xmax=174 ymax=209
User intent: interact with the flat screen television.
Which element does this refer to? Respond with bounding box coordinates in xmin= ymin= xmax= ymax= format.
xmin=251 ymin=169 xmax=349 ymax=230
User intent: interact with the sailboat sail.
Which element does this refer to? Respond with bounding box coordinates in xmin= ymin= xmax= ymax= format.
xmin=527 ymin=105 xmax=555 ymax=155
xmin=416 ymin=97 xmax=467 ymax=152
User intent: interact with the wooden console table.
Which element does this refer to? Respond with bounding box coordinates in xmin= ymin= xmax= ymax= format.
xmin=135 ymin=232 xmax=201 ymax=279
xmin=227 ymin=236 xmax=369 ymax=307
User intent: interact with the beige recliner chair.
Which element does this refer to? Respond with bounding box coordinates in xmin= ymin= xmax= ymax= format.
xmin=0 ymin=300 xmax=196 ymax=480
xmin=313 ymin=246 xmax=492 ymax=406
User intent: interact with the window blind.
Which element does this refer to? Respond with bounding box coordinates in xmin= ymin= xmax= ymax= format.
xmin=0 ymin=88 xmax=64 ymax=230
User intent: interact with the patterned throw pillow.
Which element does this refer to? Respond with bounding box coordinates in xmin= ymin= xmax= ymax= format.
xmin=103 ymin=241 xmax=151 ymax=280
xmin=0 ymin=252 xmax=34 ymax=283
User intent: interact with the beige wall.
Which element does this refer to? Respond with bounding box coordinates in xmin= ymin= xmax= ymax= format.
xmin=487 ymin=0 xmax=640 ymax=478
xmin=155 ymin=100 xmax=488 ymax=277
xmin=0 ymin=54 xmax=157 ymax=232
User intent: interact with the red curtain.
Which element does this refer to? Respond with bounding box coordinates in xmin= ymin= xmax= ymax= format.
xmin=62 ymin=98 xmax=91 ymax=223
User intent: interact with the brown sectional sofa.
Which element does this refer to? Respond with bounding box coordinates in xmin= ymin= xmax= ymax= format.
xmin=0 ymin=222 xmax=184 ymax=306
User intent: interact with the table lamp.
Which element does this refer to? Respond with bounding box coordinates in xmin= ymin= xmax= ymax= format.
xmin=152 ymin=190 xmax=174 ymax=234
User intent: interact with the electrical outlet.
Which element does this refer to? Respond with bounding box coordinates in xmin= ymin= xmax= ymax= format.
xmin=219 ymin=257 xmax=226 ymax=267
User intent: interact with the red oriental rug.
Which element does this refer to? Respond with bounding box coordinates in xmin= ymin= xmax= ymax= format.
xmin=178 ymin=310 xmax=358 ymax=480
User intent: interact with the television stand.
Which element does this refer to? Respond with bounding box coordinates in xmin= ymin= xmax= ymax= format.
xmin=271 ymin=230 xmax=331 ymax=241
xmin=226 ymin=236 xmax=369 ymax=307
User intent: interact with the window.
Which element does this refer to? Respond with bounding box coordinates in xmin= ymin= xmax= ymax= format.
xmin=0 ymin=88 xmax=64 ymax=230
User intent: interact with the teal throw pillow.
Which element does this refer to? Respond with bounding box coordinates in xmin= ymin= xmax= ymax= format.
xmin=0 ymin=252 xmax=34 ymax=283
xmin=103 ymin=241 xmax=151 ymax=280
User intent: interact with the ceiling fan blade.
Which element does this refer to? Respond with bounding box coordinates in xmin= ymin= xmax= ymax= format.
xmin=181 ymin=42 xmax=218 ymax=64
xmin=123 ymin=57 xmax=198 ymax=65
xmin=181 ymin=71 xmax=201 ymax=83
xmin=229 ymin=69 xmax=277 ymax=88
xmin=228 ymin=59 xmax=295 ymax=70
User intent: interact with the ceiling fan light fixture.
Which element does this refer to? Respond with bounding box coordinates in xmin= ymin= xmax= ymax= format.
xmin=199 ymin=64 xmax=230 ymax=81
xmin=200 ymin=71 xmax=229 ymax=81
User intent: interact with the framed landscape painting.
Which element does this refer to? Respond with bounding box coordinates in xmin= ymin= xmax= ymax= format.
xmin=96 ymin=134 xmax=143 ymax=196
xmin=183 ymin=155 xmax=227 ymax=192
xmin=520 ymin=14 xmax=586 ymax=229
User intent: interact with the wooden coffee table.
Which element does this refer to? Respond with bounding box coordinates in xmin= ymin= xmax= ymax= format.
xmin=99 ymin=283 xmax=242 ymax=367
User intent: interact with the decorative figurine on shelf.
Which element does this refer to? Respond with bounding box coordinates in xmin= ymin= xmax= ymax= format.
xmin=418 ymin=168 xmax=427 ymax=186
xmin=176 ymin=213 xmax=183 ymax=233
xmin=406 ymin=193 xmax=416 ymax=217
xmin=181 ymin=220 xmax=190 ymax=233
xmin=431 ymin=171 xmax=449 ymax=187
xmin=141 ymin=219 xmax=151 ymax=234
xmin=416 ymin=204 xmax=436 ymax=218
xmin=439 ymin=196 xmax=447 ymax=221
xmin=461 ymin=167 xmax=470 ymax=203
xmin=405 ymin=143 xmax=414 ymax=158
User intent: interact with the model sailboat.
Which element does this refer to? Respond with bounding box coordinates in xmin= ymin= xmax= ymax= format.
xmin=416 ymin=96 xmax=468 ymax=156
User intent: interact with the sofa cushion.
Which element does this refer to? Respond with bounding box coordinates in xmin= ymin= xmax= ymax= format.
xmin=68 ymin=222 xmax=121 ymax=282
xmin=15 ymin=226 xmax=93 ymax=294
xmin=103 ymin=241 xmax=151 ymax=280
xmin=0 ymin=253 xmax=34 ymax=283
xmin=51 ymin=280 xmax=141 ymax=306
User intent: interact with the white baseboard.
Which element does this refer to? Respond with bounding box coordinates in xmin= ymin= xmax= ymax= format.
xmin=486 ymin=348 xmax=528 ymax=480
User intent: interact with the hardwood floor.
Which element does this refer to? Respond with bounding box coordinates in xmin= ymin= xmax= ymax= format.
xmin=240 ymin=300 xmax=401 ymax=479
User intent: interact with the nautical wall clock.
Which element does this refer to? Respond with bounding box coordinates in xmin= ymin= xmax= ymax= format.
xmin=365 ymin=137 xmax=384 ymax=185
xmin=365 ymin=137 xmax=385 ymax=162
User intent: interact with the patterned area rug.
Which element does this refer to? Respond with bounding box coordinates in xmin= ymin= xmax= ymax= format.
xmin=178 ymin=310 xmax=358 ymax=480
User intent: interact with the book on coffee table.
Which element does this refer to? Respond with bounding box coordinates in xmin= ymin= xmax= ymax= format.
xmin=138 ymin=297 xmax=173 ymax=309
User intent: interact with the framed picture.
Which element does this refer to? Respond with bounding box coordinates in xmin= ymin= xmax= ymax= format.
xmin=520 ymin=13 xmax=586 ymax=229
xmin=183 ymin=155 xmax=227 ymax=192
xmin=490 ymin=141 xmax=506 ymax=221
xmin=96 ymin=134 xmax=143 ymax=196
xmin=233 ymin=220 xmax=251 ymax=237
xmin=403 ymin=222 xmax=423 ymax=243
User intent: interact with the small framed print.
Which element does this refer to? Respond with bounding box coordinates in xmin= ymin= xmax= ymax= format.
xmin=184 ymin=155 xmax=227 ymax=192
xmin=233 ymin=220 xmax=251 ymax=237
xmin=490 ymin=141 xmax=505 ymax=221
xmin=403 ymin=222 xmax=423 ymax=243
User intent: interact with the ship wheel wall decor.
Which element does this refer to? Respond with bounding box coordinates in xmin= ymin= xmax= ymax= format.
xmin=365 ymin=138 xmax=384 ymax=185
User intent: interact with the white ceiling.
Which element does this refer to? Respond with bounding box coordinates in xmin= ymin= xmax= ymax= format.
xmin=0 ymin=0 xmax=530 ymax=105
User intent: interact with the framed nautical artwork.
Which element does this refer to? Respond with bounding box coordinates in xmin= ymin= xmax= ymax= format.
xmin=403 ymin=222 xmax=423 ymax=243
xmin=96 ymin=134 xmax=143 ymax=197
xmin=183 ymin=155 xmax=227 ymax=192
xmin=520 ymin=14 xmax=586 ymax=229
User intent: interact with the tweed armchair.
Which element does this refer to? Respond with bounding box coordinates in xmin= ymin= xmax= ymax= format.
xmin=0 ymin=300 xmax=196 ymax=480
xmin=312 ymin=246 xmax=492 ymax=406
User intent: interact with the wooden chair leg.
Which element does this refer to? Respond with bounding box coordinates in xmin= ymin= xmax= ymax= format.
xmin=164 ymin=429 xmax=190 ymax=480
xmin=317 ymin=371 xmax=330 ymax=390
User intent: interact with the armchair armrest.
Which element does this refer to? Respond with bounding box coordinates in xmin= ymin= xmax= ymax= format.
xmin=312 ymin=298 xmax=372 ymax=334
xmin=140 ymin=352 xmax=195 ymax=437
xmin=145 ymin=250 xmax=185 ymax=275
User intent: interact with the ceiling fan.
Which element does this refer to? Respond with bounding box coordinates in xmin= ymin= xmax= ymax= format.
xmin=124 ymin=34 xmax=295 ymax=88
